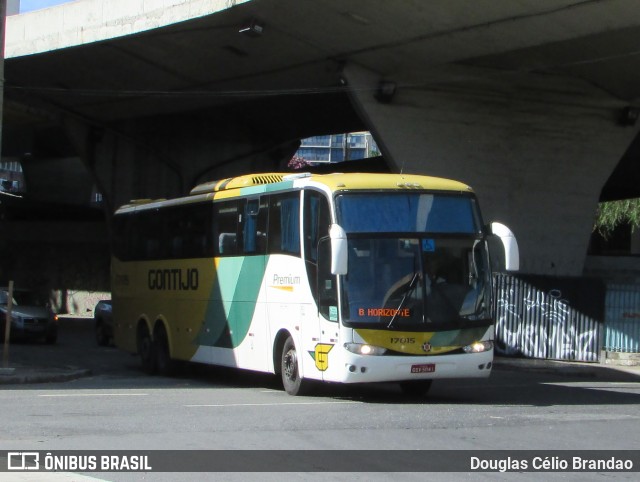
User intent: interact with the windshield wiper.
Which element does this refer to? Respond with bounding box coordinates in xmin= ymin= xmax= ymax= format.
xmin=387 ymin=271 xmax=421 ymax=329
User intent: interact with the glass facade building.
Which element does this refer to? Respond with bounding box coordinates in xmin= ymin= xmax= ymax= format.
xmin=295 ymin=132 xmax=378 ymax=163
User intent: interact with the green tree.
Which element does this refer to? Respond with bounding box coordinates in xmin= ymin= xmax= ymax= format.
xmin=594 ymin=198 xmax=640 ymax=239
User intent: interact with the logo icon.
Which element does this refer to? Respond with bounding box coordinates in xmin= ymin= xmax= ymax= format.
xmin=308 ymin=343 xmax=334 ymax=371
xmin=421 ymin=342 xmax=432 ymax=353
xmin=8 ymin=452 xmax=39 ymax=471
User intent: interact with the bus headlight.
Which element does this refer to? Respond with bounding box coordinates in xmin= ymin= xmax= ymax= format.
xmin=463 ymin=340 xmax=493 ymax=353
xmin=344 ymin=343 xmax=387 ymax=356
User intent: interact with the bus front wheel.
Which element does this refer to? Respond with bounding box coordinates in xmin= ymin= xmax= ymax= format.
xmin=281 ymin=337 xmax=309 ymax=396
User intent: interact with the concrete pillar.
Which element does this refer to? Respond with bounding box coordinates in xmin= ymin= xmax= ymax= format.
xmin=631 ymin=228 xmax=640 ymax=255
xmin=344 ymin=64 xmax=640 ymax=276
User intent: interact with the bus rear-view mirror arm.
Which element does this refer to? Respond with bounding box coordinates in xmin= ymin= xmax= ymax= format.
xmin=329 ymin=224 xmax=348 ymax=275
xmin=486 ymin=222 xmax=519 ymax=272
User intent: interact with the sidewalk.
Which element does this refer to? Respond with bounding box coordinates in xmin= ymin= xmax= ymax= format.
xmin=493 ymin=355 xmax=640 ymax=380
xmin=0 ymin=364 xmax=92 ymax=385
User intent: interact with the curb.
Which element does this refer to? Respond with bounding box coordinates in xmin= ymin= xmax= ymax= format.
xmin=493 ymin=357 xmax=640 ymax=379
xmin=0 ymin=367 xmax=92 ymax=385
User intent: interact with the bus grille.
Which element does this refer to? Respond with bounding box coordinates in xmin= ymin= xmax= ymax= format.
xmin=251 ymin=174 xmax=284 ymax=185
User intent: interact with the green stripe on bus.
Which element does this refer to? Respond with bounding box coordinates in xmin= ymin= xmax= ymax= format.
xmin=197 ymin=256 xmax=266 ymax=348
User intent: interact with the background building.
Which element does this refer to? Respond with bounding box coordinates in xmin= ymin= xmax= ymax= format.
xmin=0 ymin=159 xmax=23 ymax=193
xmin=295 ymin=132 xmax=378 ymax=163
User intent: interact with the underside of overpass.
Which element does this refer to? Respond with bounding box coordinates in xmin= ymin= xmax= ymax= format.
xmin=2 ymin=0 xmax=640 ymax=310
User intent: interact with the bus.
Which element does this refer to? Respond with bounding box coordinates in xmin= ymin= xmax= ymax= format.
xmin=111 ymin=172 xmax=518 ymax=396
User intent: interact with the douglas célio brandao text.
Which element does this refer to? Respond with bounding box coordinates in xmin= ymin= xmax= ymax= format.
xmin=470 ymin=455 xmax=634 ymax=472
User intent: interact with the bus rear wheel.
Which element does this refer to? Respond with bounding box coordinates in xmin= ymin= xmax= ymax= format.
xmin=154 ymin=325 xmax=176 ymax=376
xmin=137 ymin=324 xmax=157 ymax=375
xmin=281 ymin=337 xmax=309 ymax=396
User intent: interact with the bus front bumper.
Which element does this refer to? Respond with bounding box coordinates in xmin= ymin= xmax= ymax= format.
xmin=327 ymin=349 xmax=494 ymax=384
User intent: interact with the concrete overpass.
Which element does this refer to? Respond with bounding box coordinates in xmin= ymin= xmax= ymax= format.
xmin=3 ymin=0 xmax=640 ymax=308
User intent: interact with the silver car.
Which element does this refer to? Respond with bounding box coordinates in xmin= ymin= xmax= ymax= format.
xmin=0 ymin=288 xmax=58 ymax=344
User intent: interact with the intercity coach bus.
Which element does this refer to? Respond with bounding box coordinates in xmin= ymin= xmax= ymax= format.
xmin=111 ymin=172 xmax=518 ymax=395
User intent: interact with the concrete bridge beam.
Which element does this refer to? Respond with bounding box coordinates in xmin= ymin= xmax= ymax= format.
xmin=65 ymin=112 xmax=303 ymax=213
xmin=344 ymin=64 xmax=640 ymax=276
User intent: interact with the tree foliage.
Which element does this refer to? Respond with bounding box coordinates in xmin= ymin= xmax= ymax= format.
xmin=594 ymin=198 xmax=640 ymax=238
xmin=288 ymin=155 xmax=310 ymax=170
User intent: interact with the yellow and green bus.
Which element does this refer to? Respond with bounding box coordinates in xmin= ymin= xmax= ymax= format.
xmin=111 ymin=172 xmax=517 ymax=395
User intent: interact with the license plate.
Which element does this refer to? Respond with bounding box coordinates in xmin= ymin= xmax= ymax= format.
xmin=411 ymin=363 xmax=435 ymax=373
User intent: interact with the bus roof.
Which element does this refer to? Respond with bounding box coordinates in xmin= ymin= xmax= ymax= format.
xmin=189 ymin=172 xmax=473 ymax=195
xmin=118 ymin=172 xmax=473 ymax=213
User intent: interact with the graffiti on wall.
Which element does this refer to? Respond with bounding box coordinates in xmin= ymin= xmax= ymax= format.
xmin=493 ymin=275 xmax=604 ymax=362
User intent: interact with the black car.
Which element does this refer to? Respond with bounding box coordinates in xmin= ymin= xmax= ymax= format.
xmin=94 ymin=300 xmax=113 ymax=346
xmin=0 ymin=288 xmax=58 ymax=344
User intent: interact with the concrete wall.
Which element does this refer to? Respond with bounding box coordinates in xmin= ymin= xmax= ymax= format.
xmin=344 ymin=64 xmax=640 ymax=276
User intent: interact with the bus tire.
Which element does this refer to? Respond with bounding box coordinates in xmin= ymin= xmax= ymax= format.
xmin=137 ymin=324 xmax=157 ymax=375
xmin=154 ymin=325 xmax=175 ymax=376
xmin=281 ymin=336 xmax=308 ymax=396
xmin=399 ymin=380 xmax=433 ymax=398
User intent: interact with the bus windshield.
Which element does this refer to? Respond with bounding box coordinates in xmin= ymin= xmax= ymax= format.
xmin=335 ymin=192 xmax=481 ymax=234
xmin=335 ymin=193 xmax=490 ymax=328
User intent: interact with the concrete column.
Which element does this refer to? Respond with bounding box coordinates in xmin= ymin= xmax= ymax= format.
xmin=631 ymin=228 xmax=640 ymax=255
xmin=344 ymin=64 xmax=640 ymax=276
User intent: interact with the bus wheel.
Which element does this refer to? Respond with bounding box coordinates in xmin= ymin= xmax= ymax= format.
xmin=399 ymin=380 xmax=432 ymax=398
xmin=137 ymin=324 xmax=157 ymax=375
xmin=155 ymin=326 xmax=175 ymax=376
xmin=281 ymin=337 xmax=308 ymax=396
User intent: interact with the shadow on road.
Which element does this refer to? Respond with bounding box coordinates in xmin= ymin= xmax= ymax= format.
xmin=1 ymin=317 xmax=638 ymax=409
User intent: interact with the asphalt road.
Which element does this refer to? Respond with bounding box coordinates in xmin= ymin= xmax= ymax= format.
xmin=0 ymin=318 xmax=639 ymax=481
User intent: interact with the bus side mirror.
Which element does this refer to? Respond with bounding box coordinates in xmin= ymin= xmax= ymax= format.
xmin=329 ymin=224 xmax=348 ymax=275
xmin=487 ymin=222 xmax=519 ymax=272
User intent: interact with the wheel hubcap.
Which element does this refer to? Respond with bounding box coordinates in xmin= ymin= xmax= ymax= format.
xmin=284 ymin=349 xmax=297 ymax=381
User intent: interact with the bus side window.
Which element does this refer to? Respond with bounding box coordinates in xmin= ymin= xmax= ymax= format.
xmin=303 ymin=190 xmax=336 ymax=321
xmin=303 ymin=190 xmax=331 ymax=298
xmin=317 ymin=237 xmax=338 ymax=322
xmin=192 ymin=203 xmax=214 ymax=258
xmin=173 ymin=203 xmax=213 ymax=258
xmin=214 ymin=201 xmax=239 ymax=256
xmin=164 ymin=206 xmax=185 ymax=258
xmin=242 ymin=197 xmax=268 ymax=255
xmin=304 ymin=191 xmax=330 ymax=263
xmin=268 ymin=192 xmax=300 ymax=256
xmin=112 ymin=213 xmax=132 ymax=261
xmin=136 ymin=209 xmax=162 ymax=260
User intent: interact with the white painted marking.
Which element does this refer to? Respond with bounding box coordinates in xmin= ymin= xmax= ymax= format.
xmin=39 ymin=393 xmax=148 ymax=397
xmin=185 ymin=401 xmax=360 ymax=407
